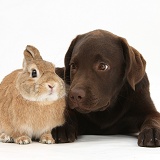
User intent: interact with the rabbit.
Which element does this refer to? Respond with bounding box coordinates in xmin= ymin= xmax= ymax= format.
xmin=0 ymin=45 xmax=66 ymax=144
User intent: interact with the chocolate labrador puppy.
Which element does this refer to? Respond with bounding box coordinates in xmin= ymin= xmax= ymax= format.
xmin=53 ymin=29 xmax=160 ymax=147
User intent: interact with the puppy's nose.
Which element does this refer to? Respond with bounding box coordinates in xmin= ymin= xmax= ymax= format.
xmin=69 ymin=88 xmax=86 ymax=103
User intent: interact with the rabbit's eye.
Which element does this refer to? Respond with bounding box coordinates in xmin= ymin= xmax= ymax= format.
xmin=32 ymin=69 xmax=37 ymax=78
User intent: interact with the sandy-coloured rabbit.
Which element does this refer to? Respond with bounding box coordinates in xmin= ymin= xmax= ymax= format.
xmin=0 ymin=45 xmax=66 ymax=144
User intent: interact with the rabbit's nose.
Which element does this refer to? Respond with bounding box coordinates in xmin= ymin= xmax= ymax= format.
xmin=48 ymin=84 xmax=54 ymax=89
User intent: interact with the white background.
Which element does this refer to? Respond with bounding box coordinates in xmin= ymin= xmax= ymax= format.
xmin=0 ymin=0 xmax=160 ymax=159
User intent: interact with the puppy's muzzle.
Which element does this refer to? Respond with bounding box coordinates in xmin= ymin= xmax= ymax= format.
xmin=69 ymin=87 xmax=86 ymax=108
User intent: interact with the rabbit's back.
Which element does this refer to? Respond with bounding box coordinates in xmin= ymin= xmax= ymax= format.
xmin=0 ymin=70 xmax=21 ymax=132
xmin=0 ymin=69 xmax=22 ymax=109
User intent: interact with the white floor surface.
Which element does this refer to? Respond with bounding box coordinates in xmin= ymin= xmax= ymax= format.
xmin=0 ymin=135 xmax=160 ymax=160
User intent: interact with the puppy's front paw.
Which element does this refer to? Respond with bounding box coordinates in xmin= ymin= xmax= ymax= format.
xmin=15 ymin=136 xmax=32 ymax=145
xmin=52 ymin=125 xmax=77 ymax=143
xmin=138 ymin=128 xmax=160 ymax=147
xmin=52 ymin=111 xmax=78 ymax=143
xmin=0 ymin=133 xmax=13 ymax=143
xmin=40 ymin=133 xmax=55 ymax=144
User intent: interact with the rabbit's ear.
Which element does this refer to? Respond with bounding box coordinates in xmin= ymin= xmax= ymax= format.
xmin=24 ymin=45 xmax=42 ymax=62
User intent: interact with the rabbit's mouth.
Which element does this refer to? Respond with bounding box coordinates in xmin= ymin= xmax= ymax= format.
xmin=48 ymin=87 xmax=57 ymax=96
xmin=49 ymin=89 xmax=54 ymax=95
xmin=46 ymin=92 xmax=59 ymax=101
xmin=47 ymin=84 xmax=55 ymax=95
xmin=49 ymin=92 xmax=53 ymax=95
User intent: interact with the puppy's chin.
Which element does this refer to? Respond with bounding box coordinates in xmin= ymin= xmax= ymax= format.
xmin=75 ymin=108 xmax=92 ymax=114
xmin=74 ymin=102 xmax=110 ymax=114
xmin=98 ymin=103 xmax=110 ymax=111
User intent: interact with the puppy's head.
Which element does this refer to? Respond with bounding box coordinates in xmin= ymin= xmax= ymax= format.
xmin=65 ymin=30 xmax=146 ymax=113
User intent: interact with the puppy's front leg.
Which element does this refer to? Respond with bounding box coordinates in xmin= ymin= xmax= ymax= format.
xmin=138 ymin=112 xmax=160 ymax=147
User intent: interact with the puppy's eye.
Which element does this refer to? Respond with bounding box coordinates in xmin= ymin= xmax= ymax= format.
xmin=31 ymin=69 xmax=37 ymax=78
xmin=70 ymin=63 xmax=77 ymax=70
xmin=98 ymin=63 xmax=109 ymax=71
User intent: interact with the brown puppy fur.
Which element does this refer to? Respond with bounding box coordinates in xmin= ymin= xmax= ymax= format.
xmin=0 ymin=45 xmax=66 ymax=144
xmin=53 ymin=29 xmax=160 ymax=147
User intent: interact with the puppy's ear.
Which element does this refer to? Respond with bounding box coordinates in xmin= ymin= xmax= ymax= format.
xmin=120 ymin=38 xmax=146 ymax=90
xmin=64 ymin=36 xmax=79 ymax=84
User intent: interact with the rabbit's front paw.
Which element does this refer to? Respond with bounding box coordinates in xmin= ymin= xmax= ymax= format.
xmin=0 ymin=133 xmax=13 ymax=143
xmin=40 ymin=133 xmax=55 ymax=144
xmin=15 ymin=136 xmax=32 ymax=145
